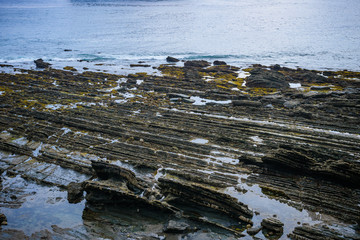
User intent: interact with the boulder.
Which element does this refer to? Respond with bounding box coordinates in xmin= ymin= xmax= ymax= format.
xmin=34 ymin=59 xmax=51 ymax=68
xmin=0 ymin=213 xmax=7 ymax=225
xmin=67 ymin=182 xmax=84 ymax=204
xmin=247 ymin=226 xmax=262 ymax=235
xmin=166 ymin=56 xmax=180 ymax=62
xmin=184 ymin=60 xmax=211 ymax=68
xmin=246 ymin=68 xmax=289 ymax=89
xmin=213 ymin=60 xmax=227 ymax=66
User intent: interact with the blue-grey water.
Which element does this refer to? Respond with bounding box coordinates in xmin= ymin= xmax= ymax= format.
xmin=1 ymin=0 xmax=360 ymax=72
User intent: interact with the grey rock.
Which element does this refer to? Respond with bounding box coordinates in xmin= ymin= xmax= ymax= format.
xmin=261 ymin=218 xmax=284 ymax=232
xmin=163 ymin=220 xmax=190 ymax=233
xmin=183 ymin=98 xmax=196 ymax=103
xmin=246 ymin=68 xmax=289 ymax=89
xmin=283 ymin=100 xmax=300 ymax=108
xmin=247 ymin=226 xmax=262 ymax=235
xmin=34 ymin=58 xmax=51 ymax=68
xmin=232 ymin=100 xmax=262 ymax=107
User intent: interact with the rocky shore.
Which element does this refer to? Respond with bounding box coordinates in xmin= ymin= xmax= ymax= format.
xmin=0 ymin=59 xmax=359 ymax=239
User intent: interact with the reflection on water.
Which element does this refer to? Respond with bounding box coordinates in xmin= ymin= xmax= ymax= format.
xmin=0 ymin=174 xmax=85 ymax=235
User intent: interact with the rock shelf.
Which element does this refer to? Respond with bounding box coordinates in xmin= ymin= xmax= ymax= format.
xmin=0 ymin=61 xmax=359 ymax=239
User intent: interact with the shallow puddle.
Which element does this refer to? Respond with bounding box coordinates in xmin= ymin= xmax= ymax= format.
xmin=0 ymin=174 xmax=85 ymax=236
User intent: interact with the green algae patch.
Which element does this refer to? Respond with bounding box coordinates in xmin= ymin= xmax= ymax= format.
xmin=63 ymin=66 xmax=77 ymax=71
xmin=260 ymin=186 xmax=290 ymax=200
xmin=157 ymin=65 xmax=184 ymax=79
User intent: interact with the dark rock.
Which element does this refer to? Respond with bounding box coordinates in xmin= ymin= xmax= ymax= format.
xmin=34 ymin=58 xmax=51 ymax=68
xmin=298 ymin=72 xmax=327 ymax=83
xmin=0 ymin=64 xmax=14 ymax=68
xmin=247 ymin=226 xmax=262 ymax=235
xmin=290 ymin=109 xmax=313 ymax=119
xmin=213 ymin=60 xmax=227 ymax=66
xmin=232 ymin=100 xmax=262 ymax=107
xmin=288 ymin=224 xmax=359 ymax=240
xmin=310 ymin=86 xmax=331 ymax=91
xmin=271 ymin=64 xmax=281 ymax=71
xmin=163 ymin=220 xmax=190 ymax=233
xmin=246 ymin=68 xmax=289 ymax=89
xmin=91 ymin=160 xmax=143 ymax=191
xmin=166 ymin=56 xmax=180 ymax=62
xmin=67 ymin=182 xmax=84 ymax=204
xmin=130 ymin=64 xmax=151 ymax=68
xmin=158 ymin=178 xmax=253 ymax=223
xmin=184 ymin=60 xmax=211 ymax=68
xmin=0 ymin=213 xmax=7 ymax=225
xmin=261 ymin=218 xmax=284 ymax=233
xmin=262 ymin=145 xmax=360 ymax=187
xmin=0 ymin=104 xmax=12 ymax=108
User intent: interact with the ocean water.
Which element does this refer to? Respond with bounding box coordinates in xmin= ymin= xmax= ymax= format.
xmin=1 ymin=0 xmax=360 ymax=72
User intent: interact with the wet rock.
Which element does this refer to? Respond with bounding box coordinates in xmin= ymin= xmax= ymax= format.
xmin=184 ymin=60 xmax=211 ymax=68
xmin=163 ymin=220 xmax=190 ymax=233
xmin=288 ymin=223 xmax=359 ymax=240
xmin=0 ymin=213 xmax=7 ymax=225
xmin=166 ymin=56 xmax=180 ymax=62
xmin=91 ymin=160 xmax=143 ymax=192
xmin=232 ymin=100 xmax=262 ymax=107
xmin=158 ymin=178 xmax=253 ymax=223
xmin=34 ymin=58 xmax=51 ymax=68
xmin=67 ymin=182 xmax=84 ymax=203
xmin=310 ymin=86 xmax=331 ymax=91
xmin=261 ymin=218 xmax=284 ymax=233
xmin=246 ymin=68 xmax=289 ymax=89
xmin=0 ymin=229 xmax=29 ymax=239
xmin=130 ymin=64 xmax=151 ymax=67
xmin=213 ymin=60 xmax=227 ymax=66
xmin=247 ymin=226 xmax=262 ymax=235
xmin=262 ymin=145 xmax=360 ymax=187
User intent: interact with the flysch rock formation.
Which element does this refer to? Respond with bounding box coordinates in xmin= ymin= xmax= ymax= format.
xmin=0 ymin=61 xmax=359 ymax=239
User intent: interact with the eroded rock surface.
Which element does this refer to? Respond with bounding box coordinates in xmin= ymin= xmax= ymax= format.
xmin=0 ymin=62 xmax=359 ymax=239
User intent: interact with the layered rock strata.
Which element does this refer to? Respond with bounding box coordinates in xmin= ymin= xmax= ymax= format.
xmin=0 ymin=61 xmax=359 ymax=239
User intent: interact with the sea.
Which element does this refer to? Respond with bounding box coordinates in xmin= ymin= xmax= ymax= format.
xmin=1 ymin=0 xmax=360 ymax=74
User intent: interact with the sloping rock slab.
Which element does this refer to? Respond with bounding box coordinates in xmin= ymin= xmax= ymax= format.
xmin=246 ymin=68 xmax=289 ymax=89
